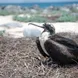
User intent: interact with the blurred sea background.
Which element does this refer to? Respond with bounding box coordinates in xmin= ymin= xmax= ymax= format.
xmin=0 ymin=2 xmax=78 ymax=8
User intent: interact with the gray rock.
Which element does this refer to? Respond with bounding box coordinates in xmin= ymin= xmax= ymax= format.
xmin=30 ymin=9 xmax=37 ymax=13
xmin=1 ymin=22 xmax=22 ymax=28
xmin=60 ymin=7 xmax=70 ymax=12
xmin=23 ymin=27 xmax=42 ymax=38
xmin=30 ymin=4 xmax=40 ymax=10
xmin=4 ymin=5 xmax=23 ymax=13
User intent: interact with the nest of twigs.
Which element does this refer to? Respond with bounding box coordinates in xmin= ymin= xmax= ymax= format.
xmin=0 ymin=32 xmax=78 ymax=78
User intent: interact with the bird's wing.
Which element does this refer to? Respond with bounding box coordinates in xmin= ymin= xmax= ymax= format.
xmin=36 ymin=37 xmax=49 ymax=57
xmin=49 ymin=35 xmax=78 ymax=49
xmin=53 ymin=35 xmax=78 ymax=59
xmin=44 ymin=39 xmax=74 ymax=64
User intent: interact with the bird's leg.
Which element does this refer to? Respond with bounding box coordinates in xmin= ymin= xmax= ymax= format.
xmin=42 ymin=57 xmax=53 ymax=65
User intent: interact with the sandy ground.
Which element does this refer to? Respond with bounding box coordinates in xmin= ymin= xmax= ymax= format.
xmin=0 ymin=15 xmax=78 ymax=38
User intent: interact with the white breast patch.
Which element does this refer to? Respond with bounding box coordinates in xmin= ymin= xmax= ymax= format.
xmin=39 ymin=32 xmax=50 ymax=56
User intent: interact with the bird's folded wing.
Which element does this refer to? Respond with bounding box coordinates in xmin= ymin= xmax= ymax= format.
xmin=49 ymin=35 xmax=78 ymax=49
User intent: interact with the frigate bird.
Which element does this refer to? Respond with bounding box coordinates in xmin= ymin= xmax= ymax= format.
xmin=28 ymin=23 xmax=78 ymax=65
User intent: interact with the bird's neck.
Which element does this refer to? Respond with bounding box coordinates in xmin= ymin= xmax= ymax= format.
xmin=39 ymin=32 xmax=50 ymax=41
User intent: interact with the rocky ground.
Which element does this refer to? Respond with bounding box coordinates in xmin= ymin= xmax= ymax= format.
xmin=0 ymin=32 xmax=78 ymax=78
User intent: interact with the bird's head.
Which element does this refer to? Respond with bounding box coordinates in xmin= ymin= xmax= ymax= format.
xmin=28 ymin=23 xmax=55 ymax=36
xmin=42 ymin=23 xmax=55 ymax=35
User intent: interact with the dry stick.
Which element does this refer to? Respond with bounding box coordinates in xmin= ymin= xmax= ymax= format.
xmin=36 ymin=62 xmax=45 ymax=76
xmin=9 ymin=62 xmax=19 ymax=78
xmin=52 ymin=68 xmax=60 ymax=78
xmin=41 ymin=62 xmax=46 ymax=75
xmin=9 ymin=61 xmax=27 ymax=78
xmin=9 ymin=70 xmax=16 ymax=78
xmin=13 ymin=41 xmax=20 ymax=48
xmin=24 ymin=62 xmax=29 ymax=69
xmin=1 ymin=49 xmax=11 ymax=69
xmin=45 ymin=68 xmax=52 ymax=77
xmin=34 ymin=56 xmax=41 ymax=62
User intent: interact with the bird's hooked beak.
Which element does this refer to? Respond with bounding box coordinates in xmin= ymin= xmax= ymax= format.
xmin=28 ymin=23 xmax=47 ymax=33
xmin=28 ymin=23 xmax=45 ymax=29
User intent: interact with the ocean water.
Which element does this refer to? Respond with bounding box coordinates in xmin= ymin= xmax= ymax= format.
xmin=0 ymin=2 xmax=78 ymax=8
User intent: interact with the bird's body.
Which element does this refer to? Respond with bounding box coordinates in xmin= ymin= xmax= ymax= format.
xmin=36 ymin=33 xmax=78 ymax=65
xmin=29 ymin=23 xmax=78 ymax=65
